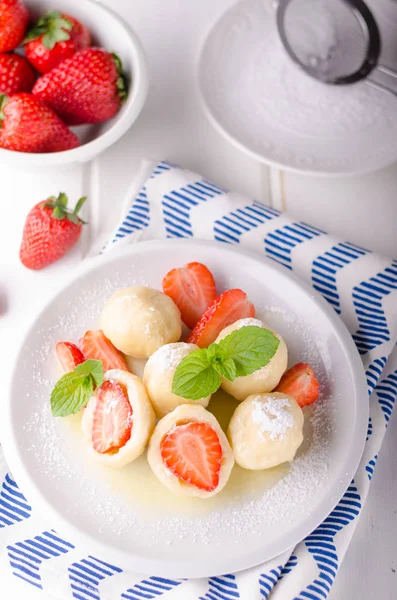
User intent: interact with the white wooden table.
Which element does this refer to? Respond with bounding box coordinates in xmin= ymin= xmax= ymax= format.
xmin=1 ymin=0 xmax=396 ymax=598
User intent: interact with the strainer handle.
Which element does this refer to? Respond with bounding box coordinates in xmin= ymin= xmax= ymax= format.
xmin=366 ymin=65 xmax=397 ymax=98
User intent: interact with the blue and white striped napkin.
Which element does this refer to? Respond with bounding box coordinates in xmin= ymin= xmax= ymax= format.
xmin=1 ymin=160 xmax=396 ymax=599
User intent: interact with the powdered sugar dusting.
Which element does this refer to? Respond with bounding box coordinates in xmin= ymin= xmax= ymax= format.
xmin=251 ymin=396 xmax=294 ymax=440
xmin=232 ymin=318 xmax=264 ymax=330
xmin=150 ymin=343 xmax=195 ymax=371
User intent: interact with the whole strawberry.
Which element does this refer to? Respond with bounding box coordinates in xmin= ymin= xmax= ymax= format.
xmin=0 ymin=0 xmax=29 ymax=52
xmin=0 ymin=53 xmax=36 ymax=95
xmin=0 ymin=93 xmax=80 ymax=153
xmin=20 ymin=193 xmax=87 ymax=270
xmin=32 ymin=48 xmax=128 ymax=125
xmin=24 ymin=11 xmax=91 ymax=74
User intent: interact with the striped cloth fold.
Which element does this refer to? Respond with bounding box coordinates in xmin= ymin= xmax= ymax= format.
xmin=1 ymin=160 xmax=396 ymax=599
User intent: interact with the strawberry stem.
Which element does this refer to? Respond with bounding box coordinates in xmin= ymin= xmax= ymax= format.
xmin=112 ymin=53 xmax=128 ymax=102
xmin=0 ymin=94 xmax=9 ymax=129
xmin=24 ymin=11 xmax=73 ymax=50
xmin=44 ymin=193 xmax=88 ymax=224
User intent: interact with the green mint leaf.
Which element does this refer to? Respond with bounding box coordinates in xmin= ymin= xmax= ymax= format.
xmin=205 ymin=343 xmax=225 ymax=364
xmin=218 ymin=326 xmax=280 ymax=377
xmin=212 ymin=357 xmax=237 ymax=381
xmin=74 ymin=359 xmax=104 ymax=387
xmin=172 ymin=349 xmax=221 ymax=400
xmin=50 ymin=372 xmax=93 ymax=417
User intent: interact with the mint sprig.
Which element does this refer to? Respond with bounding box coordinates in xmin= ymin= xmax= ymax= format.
xmin=171 ymin=351 xmax=221 ymax=401
xmin=218 ymin=326 xmax=280 ymax=377
xmin=172 ymin=326 xmax=280 ymax=400
xmin=50 ymin=359 xmax=104 ymax=417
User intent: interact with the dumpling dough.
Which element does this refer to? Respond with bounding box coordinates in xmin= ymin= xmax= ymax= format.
xmin=228 ymin=392 xmax=304 ymax=470
xmin=81 ymin=369 xmax=155 ymax=467
xmin=143 ymin=342 xmax=211 ymax=418
xmin=147 ymin=404 xmax=234 ymax=498
xmin=215 ymin=318 xmax=288 ymax=401
xmin=100 ymin=286 xmax=182 ymax=358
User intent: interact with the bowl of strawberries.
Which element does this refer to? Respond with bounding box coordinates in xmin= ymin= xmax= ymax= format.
xmin=0 ymin=0 xmax=149 ymax=165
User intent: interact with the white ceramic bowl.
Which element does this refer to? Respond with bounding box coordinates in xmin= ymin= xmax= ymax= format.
xmin=0 ymin=0 xmax=149 ymax=166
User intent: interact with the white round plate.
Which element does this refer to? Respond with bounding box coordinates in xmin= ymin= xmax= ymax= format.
xmin=198 ymin=0 xmax=397 ymax=176
xmin=3 ymin=240 xmax=368 ymax=578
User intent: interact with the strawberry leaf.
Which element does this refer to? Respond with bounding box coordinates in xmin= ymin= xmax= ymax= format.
xmin=112 ymin=53 xmax=128 ymax=102
xmin=66 ymin=214 xmax=80 ymax=225
xmin=24 ymin=11 xmax=73 ymax=50
xmin=57 ymin=192 xmax=68 ymax=208
xmin=52 ymin=206 xmax=65 ymax=220
xmin=58 ymin=16 xmax=73 ymax=31
xmin=0 ymin=94 xmax=9 ymax=127
xmin=73 ymin=196 xmax=87 ymax=215
xmin=44 ymin=193 xmax=87 ymax=224
xmin=42 ymin=29 xmax=68 ymax=50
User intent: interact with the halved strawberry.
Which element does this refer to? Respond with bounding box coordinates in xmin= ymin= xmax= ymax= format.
xmin=80 ymin=330 xmax=129 ymax=372
xmin=275 ymin=362 xmax=319 ymax=407
xmin=162 ymin=262 xmax=216 ymax=329
xmin=56 ymin=341 xmax=84 ymax=373
xmin=160 ymin=422 xmax=222 ymax=492
xmin=187 ymin=289 xmax=255 ymax=348
xmin=92 ymin=380 xmax=132 ymax=454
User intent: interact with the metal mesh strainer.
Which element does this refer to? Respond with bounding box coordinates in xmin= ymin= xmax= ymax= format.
xmin=276 ymin=0 xmax=397 ymax=96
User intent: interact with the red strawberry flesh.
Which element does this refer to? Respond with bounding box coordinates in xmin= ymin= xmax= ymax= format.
xmin=187 ymin=288 xmax=255 ymax=348
xmin=56 ymin=341 xmax=84 ymax=373
xmin=160 ymin=422 xmax=222 ymax=492
xmin=162 ymin=262 xmax=217 ymax=329
xmin=275 ymin=362 xmax=319 ymax=407
xmin=92 ymin=380 xmax=132 ymax=454
xmin=80 ymin=330 xmax=129 ymax=373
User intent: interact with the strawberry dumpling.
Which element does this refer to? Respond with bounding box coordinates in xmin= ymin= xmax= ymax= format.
xmin=147 ymin=405 xmax=234 ymax=498
xmin=100 ymin=286 xmax=182 ymax=359
xmin=81 ymin=369 xmax=155 ymax=468
xmin=215 ymin=318 xmax=288 ymax=401
xmin=143 ymin=342 xmax=211 ymax=418
xmin=228 ymin=392 xmax=304 ymax=470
